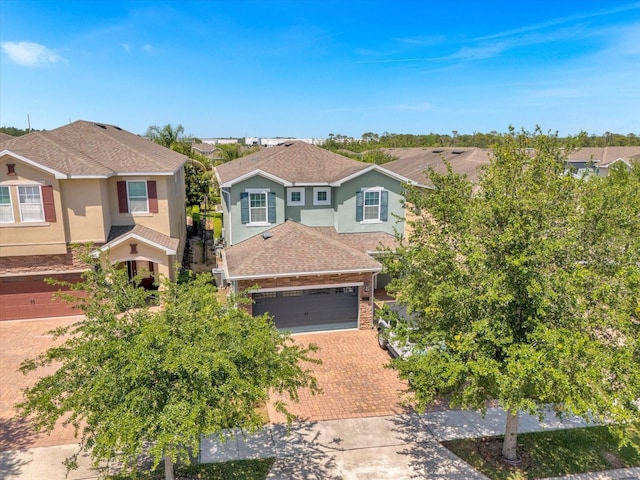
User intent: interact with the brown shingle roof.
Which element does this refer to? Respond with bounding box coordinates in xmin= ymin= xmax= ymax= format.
xmin=0 ymin=120 xmax=187 ymax=177
xmin=223 ymin=221 xmax=382 ymax=280
xmin=311 ymin=227 xmax=398 ymax=253
xmin=105 ymin=224 xmax=179 ymax=252
xmin=382 ymin=147 xmax=490 ymax=186
xmin=0 ymin=132 xmax=15 ymax=143
xmin=215 ymin=141 xmax=369 ymax=186
xmin=566 ymin=147 xmax=640 ymax=166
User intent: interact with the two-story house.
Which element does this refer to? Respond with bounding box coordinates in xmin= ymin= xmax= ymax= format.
xmin=214 ymin=141 xmax=411 ymax=333
xmin=0 ymin=121 xmax=187 ymax=321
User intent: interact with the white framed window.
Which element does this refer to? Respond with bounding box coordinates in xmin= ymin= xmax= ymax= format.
xmin=127 ymin=180 xmax=149 ymax=213
xmin=18 ymin=185 xmax=44 ymax=222
xmin=313 ymin=187 xmax=331 ymax=206
xmin=241 ymin=188 xmax=273 ymax=226
xmin=364 ymin=189 xmax=381 ymax=221
xmin=249 ymin=191 xmax=268 ymax=224
xmin=287 ymin=187 xmax=305 ymax=206
xmin=358 ymin=187 xmax=388 ymax=223
xmin=0 ymin=185 xmax=14 ymax=223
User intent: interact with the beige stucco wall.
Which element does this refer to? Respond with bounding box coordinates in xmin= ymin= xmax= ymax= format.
xmin=165 ymin=169 xmax=187 ymax=264
xmin=2 ymin=154 xmax=186 ymax=271
xmin=61 ymin=178 xmax=110 ymax=243
xmin=0 ymin=155 xmax=67 ymax=256
xmin=108 ymin=176 xmax=171 ymax=234
xmin=107 ymin=174 xmax=186 ymax=262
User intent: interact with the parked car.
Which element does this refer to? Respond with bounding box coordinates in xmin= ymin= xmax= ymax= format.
xmin=375 ymin=302 xmax=418 ymax=359
xmin=376 ymin=302 xmax=446 ymax=359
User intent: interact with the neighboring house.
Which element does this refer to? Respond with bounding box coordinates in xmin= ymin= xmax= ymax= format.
xmin=214 ymin=141 xmax=410 ymax=333
xmin=381 ymin=147 xmax=491 ymax=186
xmin=0 ymin=121 xmax=187 ymax=321
xmin=244 ymin=137 xmax=325 ymax=147
xmin=565 ymin=147 xmax=640 ymax=177
xmin=191 ymin=142 xmax=217 ymax=158
xmin=381 ymin=147 xmax=491 ymax=239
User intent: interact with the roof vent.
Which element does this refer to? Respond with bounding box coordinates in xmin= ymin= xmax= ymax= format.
xmin=262 ymin=232 xmax=273 ymax=240
xmin=94 ymin=123 xmax=107 ymax=129
xmin=432 ymin=149 xmax=444 ymax=153
xmin=452 ymin=150 xmax=465 ymax=154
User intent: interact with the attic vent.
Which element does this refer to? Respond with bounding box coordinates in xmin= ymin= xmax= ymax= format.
xmin=114 ymin=126 xmax=122 ymax=131
xmin=283 ymin=142 xmax=294 ymax=147
xmin=262 ymin=232 xmax=273 ymax=240
xmin=94 ymin=123 xmax=107 ymax=129
xmin=452 ymin=150 xmax=465 ymax=154
xmin=432 ymin=149 xmax=444 ymax=153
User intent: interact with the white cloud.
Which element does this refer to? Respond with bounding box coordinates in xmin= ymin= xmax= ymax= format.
xmin=142 ymin=44 xmax=153 ymax=54
xmin=120 ymin=43 xmax=131 ymax=52
xmin=1 ymin=41 xmax=66 ymax=67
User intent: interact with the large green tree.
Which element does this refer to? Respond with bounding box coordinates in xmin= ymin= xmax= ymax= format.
xmin=17 ymin=250 xmax=319 ymax=479
xmin=383 ymin=128 xmax=640 ymax=461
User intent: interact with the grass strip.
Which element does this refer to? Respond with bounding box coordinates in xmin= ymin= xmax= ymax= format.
xmin=443 ymin=425 xmax=640 ymax=480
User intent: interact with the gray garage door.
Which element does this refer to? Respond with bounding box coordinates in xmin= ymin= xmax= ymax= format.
xmin=252 ymin=286 xmax=359 ymax=333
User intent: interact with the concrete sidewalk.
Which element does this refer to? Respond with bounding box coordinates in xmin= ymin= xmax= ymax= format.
xmin=3 ymin=408 xmax=640 ymax=479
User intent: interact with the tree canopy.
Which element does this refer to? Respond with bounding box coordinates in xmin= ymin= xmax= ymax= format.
xmin=16 ymin=250 xmax=319 ymax=479
xmin=382 ymin=128 xmax=640 ymax=460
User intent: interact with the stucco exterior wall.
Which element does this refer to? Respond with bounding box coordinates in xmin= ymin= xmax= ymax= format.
xmin=108 ymin=176 xmax=171 ymax=236
xmin=284 ymin=186 xmax=335 ymax=226
xmin=167 ymin=168 xmax=187 ymax=260
xmin=228 ymin=176 xmax=285 ymax=245
xmin=334 ymin=170 xmax=405 ymax=235
xmin=0 ymin=156 xmax=67 ymax=256
xmin=61 ymin=178 xmax=110 ymax=243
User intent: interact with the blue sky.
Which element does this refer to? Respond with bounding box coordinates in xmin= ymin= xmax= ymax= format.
xmin=1 ymin=1 xmax=639 ymax=138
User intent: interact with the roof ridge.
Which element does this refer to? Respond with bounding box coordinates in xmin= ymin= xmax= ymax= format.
xmin=55 ymin=121 xmax=170 ymax=173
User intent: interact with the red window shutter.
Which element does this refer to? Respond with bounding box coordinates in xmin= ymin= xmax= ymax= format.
xmin=147 ymin=181 xmax=158 ymax=213
xmin=117 ymin=181 xmax=128 ymax=213
xmin=42 ymin=185 xmax=57 ymax=222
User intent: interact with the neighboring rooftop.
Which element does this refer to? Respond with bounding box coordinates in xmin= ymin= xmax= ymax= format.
xmin=566 ymin=146 xmax=640 ymax=167
xmin=0 ymin=132 xmax=15 ymax=143
xmin=382 ymin=147 xmax=491 ymax=186
xmin=0 ymin=120 xmax=187 ymax=177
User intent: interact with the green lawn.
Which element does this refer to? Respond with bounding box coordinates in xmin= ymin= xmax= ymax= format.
xmin=108 ymin=458 xmax=274 ymax=480
xmin=443 ymin=425 xmax=640 ymax=480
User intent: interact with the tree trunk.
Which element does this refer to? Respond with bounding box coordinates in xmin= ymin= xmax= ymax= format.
xmin=164 ymin=455 xmax=175 ymax=480
xmin=502 ymin=408 xmax=519 ymax=461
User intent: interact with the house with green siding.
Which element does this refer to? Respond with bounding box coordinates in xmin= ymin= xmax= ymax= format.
xmin=214 ymin=141 xmax=410 ymax=332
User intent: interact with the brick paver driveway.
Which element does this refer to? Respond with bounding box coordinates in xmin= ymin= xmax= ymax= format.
xmin=267 ymin=329 xmax=420 ymax=424
xmin=0 ymin=317 xmax=84 ymax=451
xmin=1 ymin=320 xmax=425 ymax=449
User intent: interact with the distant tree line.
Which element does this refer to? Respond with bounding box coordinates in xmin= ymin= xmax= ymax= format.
xmin=0 ymin=126 xmax=42 ymax=136
xmin=324 ymin=130 xmax=640 ymax=152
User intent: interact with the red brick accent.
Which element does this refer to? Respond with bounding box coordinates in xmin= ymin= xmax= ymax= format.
xmin=237 ymin=272 xmax=376 ymax=329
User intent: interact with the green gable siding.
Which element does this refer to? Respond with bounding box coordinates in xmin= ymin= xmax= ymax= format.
xmin=228 ymin=176 xmax=285 ymax=245
xmin=334 ymin=170 xmax=404 ymax=235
